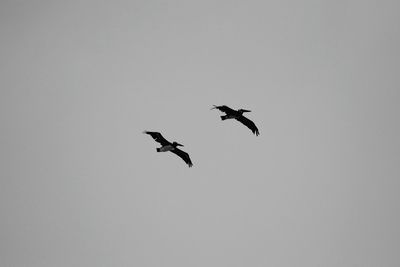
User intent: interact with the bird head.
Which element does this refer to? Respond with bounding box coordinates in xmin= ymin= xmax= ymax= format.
xmin=238 ymin=109 xmax=251 ymax=113
xmin=172 ymin=142 xmax=184 ymax=147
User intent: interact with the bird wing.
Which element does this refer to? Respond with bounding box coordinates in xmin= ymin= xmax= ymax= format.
xmin=235 ymin=116 xmax=260 ymax=136
xmin=170 ymin=148 xmax=193 ymax=167
xmin=143 ymin=131 xmax=170 ymax=145
xmin=211 ymin=105 xmax=236 ymax=114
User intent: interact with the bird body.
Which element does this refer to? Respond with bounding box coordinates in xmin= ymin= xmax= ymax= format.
xmin=212 ymin=105 xmax=260 ymax=136
xmin=221 ymin=114 xmax=240 ymax=120
xmin=156 ymin=144 xmax=174 ymax=152
xmin=143 ymin=131 xmax=193 ymax=167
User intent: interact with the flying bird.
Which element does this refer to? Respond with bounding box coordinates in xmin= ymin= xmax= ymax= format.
xmin=143 ymin=131 xmax=193 ymax=167
xmin=211 ymin=105 xmax=260 ymax=136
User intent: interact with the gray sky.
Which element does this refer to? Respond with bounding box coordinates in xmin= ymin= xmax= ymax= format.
xmin=1 ymin=1 xmax=400 ymax=266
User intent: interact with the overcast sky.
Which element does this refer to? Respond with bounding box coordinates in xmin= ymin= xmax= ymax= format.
xmin=1 ymin=1 xmax=400 ymax=266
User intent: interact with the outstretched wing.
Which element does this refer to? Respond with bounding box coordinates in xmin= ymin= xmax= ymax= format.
xmin=211 ymin=105 xmax=236 ymax=114
xmin=235 ymin=116 xmax=260 ymax=136
xmin=171 ymin=148 xmax=193 ymax=167
xmin=143 ymin=131 xmax=170 ymax=146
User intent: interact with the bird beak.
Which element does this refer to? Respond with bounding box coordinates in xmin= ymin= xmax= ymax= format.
xmin=177 ymin=143 xmax=184 ymax=147
xmin=210 ymin=105 xmax=217 ymax=110
xmin=242 ymin=109 xmax=251 ymax=113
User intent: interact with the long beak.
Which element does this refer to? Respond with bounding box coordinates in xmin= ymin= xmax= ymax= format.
xmin=176 ymin=143 xmax=184 ymax=147
xmin=210 ymin=105 xmax=217 ymax=110
xmin=242 ymin=109 xmax=251 ymax=113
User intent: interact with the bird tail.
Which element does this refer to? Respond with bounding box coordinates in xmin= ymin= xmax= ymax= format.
xmin=221 ymin=115 xmax=228 ymax=120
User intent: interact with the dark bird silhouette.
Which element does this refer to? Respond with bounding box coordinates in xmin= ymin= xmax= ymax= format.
xmin=143 ymin=131 xmax=193 ymax=167
xmin=211 ymin=105 xmax=260 ymax=136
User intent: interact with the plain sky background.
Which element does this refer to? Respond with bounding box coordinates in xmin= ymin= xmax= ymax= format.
xmin=1 ymin=1 xmax=400 ymax=266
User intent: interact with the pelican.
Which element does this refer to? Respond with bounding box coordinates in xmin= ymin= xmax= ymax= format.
xmin=143 ymin=131 xmax=193 ymax=167
xmin=211 ymin=105 xmax=260 ymax=136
